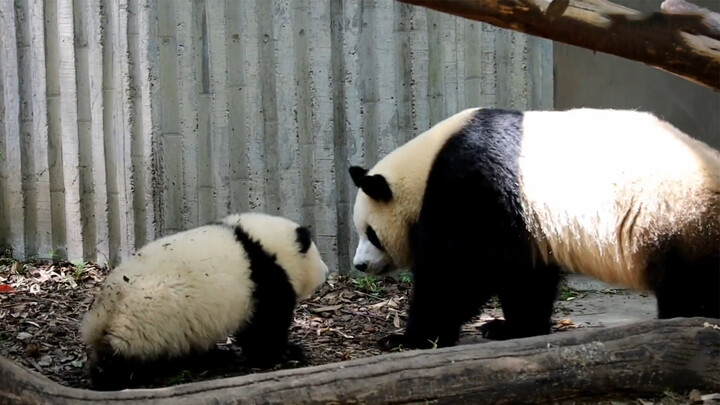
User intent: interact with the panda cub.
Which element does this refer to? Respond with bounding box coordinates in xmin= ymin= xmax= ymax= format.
xmin=81 ymin=212 xmax=329 ymax=390
xmin=349 ymin=107 xmax=720 ymax=351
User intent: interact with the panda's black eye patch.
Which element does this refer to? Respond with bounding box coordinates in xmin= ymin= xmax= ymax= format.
xmin=366 ymin=226 xmax=384 ymax=251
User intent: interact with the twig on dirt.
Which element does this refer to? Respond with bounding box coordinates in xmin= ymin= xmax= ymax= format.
xmin=339 ymin=309 xmax=385 ymax=320
xmin=25 ymin=357 xmax=44 ymax=374
xmin=0 ymin=301 xmax=36 ymax=309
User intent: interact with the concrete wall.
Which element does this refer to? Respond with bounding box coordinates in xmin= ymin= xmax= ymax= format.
xmin=554 ymin=0 xmax=720 ymax=148
xmin=0 ymin=0 xmax=553 ymax=271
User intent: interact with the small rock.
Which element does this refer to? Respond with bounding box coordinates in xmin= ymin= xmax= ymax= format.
xmin=17 ymin=331 xmax=32 ymax=341
xmin=37 ymin=355 xmax=52 ymax=367
xmin=363 ymin=325 xmax=376 ymax=332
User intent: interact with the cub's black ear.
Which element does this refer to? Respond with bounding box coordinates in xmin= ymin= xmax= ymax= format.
xmin=359 ymin=174 xmax=393 ymax=202
xmin=349 ymin=166 xmax=368 ymax=187
xmin=295 ymin=226 xmax=312 ymax=254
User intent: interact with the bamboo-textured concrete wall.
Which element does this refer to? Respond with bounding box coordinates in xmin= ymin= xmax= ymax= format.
xmin=0 ymin=0 xmax=553 ymax=271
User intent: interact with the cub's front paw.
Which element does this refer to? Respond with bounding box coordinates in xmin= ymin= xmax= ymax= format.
xmin=285 ymin=342 xmax=307 ymax=364
xmin=378 ymin=334 xmax=411 ymax=352
xmin=478 ymin=318 xmax=508 ymax=340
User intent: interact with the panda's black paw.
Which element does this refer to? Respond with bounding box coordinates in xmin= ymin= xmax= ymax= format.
xmin=377 ymin=333 xmax=411 ymax=352
xmin=478 ymin=318 xmax=508 ymax=340
xmin=284 ymin=342 xmax=307 ymax=364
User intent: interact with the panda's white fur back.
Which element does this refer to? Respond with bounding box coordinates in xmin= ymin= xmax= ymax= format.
xmin=519 ymin=108 xmax=720 ymax=289
xmin=81 ymin=224 xmax=254 ymax=360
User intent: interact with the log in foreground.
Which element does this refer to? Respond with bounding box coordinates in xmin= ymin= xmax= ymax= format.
xmin=395 ymin=0 xmax=720 ymax=91
xmin=1 ymin=318 xmax=719 ymax=405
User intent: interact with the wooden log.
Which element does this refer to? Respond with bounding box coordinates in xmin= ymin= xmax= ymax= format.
xmin=1 ymin=317 xmax=719 ymax=404
xmin=393 ymin=0 xmax=720 ymax=91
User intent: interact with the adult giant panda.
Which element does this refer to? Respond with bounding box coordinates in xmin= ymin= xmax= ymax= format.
xmin=81 ymin=212 xmax=329 ymax=390
xmin=349 ymin=107 xmax=720 ymax=351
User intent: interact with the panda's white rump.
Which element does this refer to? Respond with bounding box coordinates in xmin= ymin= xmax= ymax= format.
xmin=518 ymin=108 xmax=720 ymax=289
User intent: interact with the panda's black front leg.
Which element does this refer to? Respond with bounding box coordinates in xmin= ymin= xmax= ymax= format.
xmin=282 ymin=341 xmax=308 ymax=365
xmin=378 ymin=286 xmax=457 ymax=352
xmin=392 ymin=300 xmax=463 ymax=350
xmin=378 ymin=293 xmax=467 ymax=351
xmin=480 ymin=263 xmax=561 ymax=340
xmin=379 ymin=261 xmax=483 ymax=351
xmin=236 ymin=293 xmax=298 ymax=369
xmin=237 ymin=325 xmax=293 ymax=369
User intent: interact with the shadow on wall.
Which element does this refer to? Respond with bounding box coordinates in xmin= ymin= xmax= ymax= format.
xmin=553 ymin=0 xmax=720 ymax=149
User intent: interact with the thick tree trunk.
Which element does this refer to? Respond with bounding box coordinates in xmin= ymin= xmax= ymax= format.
xmin=1 ymin=317 xmax=719 ymax=404
xmin=394 ymin=0 xmax=720 ymax=91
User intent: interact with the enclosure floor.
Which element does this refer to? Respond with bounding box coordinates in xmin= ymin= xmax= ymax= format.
xmin=3 ymin=260 xmax=709 ymax=404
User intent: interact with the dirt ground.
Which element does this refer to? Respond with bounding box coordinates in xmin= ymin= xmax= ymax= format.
xmin=0 ymin=258 xmax=715 ymax=404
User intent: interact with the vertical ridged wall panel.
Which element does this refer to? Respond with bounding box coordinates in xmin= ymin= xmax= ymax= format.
xmin=0 ymin=0 xmax=553 ymax=271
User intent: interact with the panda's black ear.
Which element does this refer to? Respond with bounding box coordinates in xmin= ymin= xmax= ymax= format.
xmin=360 ymin=174 xmax=393 ymax=202
xmin=295 ymin=226 xmax=312 ymax=254
xmin=349 ymin=166 xmax=392 ymax=202
xmin=349 ymin=166 xmax=368 ymax=187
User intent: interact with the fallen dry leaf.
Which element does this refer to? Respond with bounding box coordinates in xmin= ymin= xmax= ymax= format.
xmin=369 ymin=300 xmax=389 ymax=309
xmin=0 ymin=284 xmax=15 ymax=293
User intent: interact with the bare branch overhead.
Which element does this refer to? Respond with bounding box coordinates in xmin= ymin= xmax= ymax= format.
xmin=395 ymin=0 xmax=720 ymax=91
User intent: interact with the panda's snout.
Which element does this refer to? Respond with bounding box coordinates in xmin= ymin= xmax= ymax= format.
xmin=353 ymin=238 xmax=387 ymax=273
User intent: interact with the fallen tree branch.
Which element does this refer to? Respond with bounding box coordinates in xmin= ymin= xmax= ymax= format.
xmin=1 ymin=317 xmax=719 ymax=404
xmin=661 ymin=0 xmax=720 ymax=31
xmin=395 ymin=0 xmax=720 ymax=91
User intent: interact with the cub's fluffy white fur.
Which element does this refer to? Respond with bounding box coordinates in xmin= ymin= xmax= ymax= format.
xmin=81 ymin=212 xmax=328 ymax=385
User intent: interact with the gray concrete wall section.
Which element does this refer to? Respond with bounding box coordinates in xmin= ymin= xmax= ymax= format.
xmin=0 ymin=0 xmax=553 ymax=271
xmin=554 ymin=0 xmax=720 ymax=149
